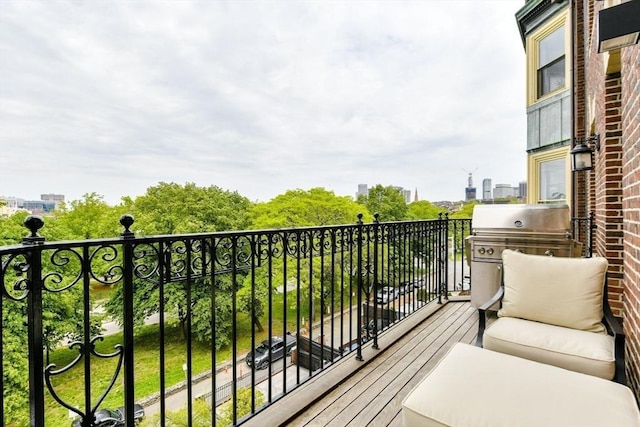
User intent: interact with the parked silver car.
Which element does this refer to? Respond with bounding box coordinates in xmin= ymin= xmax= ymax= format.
xmin=71 ymin=404 xmax=145 ymax=427
xmin=375 ymin=286 xmax=399 ymax=304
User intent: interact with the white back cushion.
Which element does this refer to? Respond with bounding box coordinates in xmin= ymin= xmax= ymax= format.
xmin=498 ymin=249 xmax=607 ymax=333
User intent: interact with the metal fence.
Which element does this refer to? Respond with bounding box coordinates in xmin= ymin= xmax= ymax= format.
xmin=1 ymin=214 xmax=471 ymax=427
xmin=572 ymin=212 xmax=595 ymax=257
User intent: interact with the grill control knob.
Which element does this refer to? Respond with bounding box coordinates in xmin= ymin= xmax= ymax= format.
xmin=478 ymin=247 xmax=485 ymax=255
xmin=545 ymin=250 xmax=555 ymax=257
xmin=487 ymin=248 xmax=494 ymax=255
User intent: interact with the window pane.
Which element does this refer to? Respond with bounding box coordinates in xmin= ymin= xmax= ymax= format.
xmin=537 ymin=57 xmax=565 ymax=97
xmin=539 ymin=158 xmax=566 ymax=201
xmin=539 ymin=26 xmax=564 ymax=67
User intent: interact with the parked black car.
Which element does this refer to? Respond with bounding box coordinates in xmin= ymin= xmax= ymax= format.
xmin=245 ymin=333 xmax=296 ymax=370
xmin=71 ymin=404 xmax=145 ymax=427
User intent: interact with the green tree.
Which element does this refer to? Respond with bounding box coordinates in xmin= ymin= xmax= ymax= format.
xmin=237 ymin=267 xmax=272 ymax=333
xmin=357 ymin=185 xmax=408 ymax=222
xmin=250 ymin=187 xmax=370 ymax=229
xmin=450 ymin=201 xmax=478 ymax=219
xmin=218 ymin=387 xmax=265 ymax=427
xmin=0 ymin=210 xmax=31 ymax=245
xmin=236 ymin=253 xmax=349 ymax=333
xmin=131 ymin=182 xmax=252 ymax=235
xmin=53 ymin=193 xmax=126 ymax=239
xmin=248 ymin=187 xmax=369 ymax=332
xmin=407 ymin=200 xmax=445 ymax=220
xmin=104 ymin=182 xmax=251 ymax=345
xmin=102 ymin=243 xmax=238 ymax=347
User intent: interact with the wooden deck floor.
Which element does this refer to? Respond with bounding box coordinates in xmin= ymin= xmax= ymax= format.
xmin=289 ymin=301 xmax=478 ymax=427
xmin=245 ymin=300 xmax=481 ymax=427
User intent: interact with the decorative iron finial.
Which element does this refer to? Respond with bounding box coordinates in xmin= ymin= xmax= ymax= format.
xmin=120 ymin=214 xmax=135 ymax=239
xmin=374 ymin=212 xmax=380 ymax=223
xmin=22 ymin=215 xmax=44 ymax=245
xmin=22 ymin=215 xmax=45 ymax=245
xmin=357 ymin=213 xmax=363 ymax=224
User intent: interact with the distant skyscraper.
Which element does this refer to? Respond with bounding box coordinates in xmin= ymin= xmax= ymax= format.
xmin=356 ymin=184 xmax=368 ymax=199
xmin=41 ymin=194 xmax=65 ymax=202
xmin=519 ymin=181 xmax=527 ymax=199
xmin=465 ymin=172 xmax=476 ymax=201
xmin=482 ymin=179 xmax=492 ymax=201
xmin=41 ymin=193 xmax=65 ymax=209
xmin=493 ymin=184 xmax=517 ymax=199
xmin=403 ymin=189 xmax=411 ymax=204
xmin=414 ymin=188 xmax=419 ymax=202
xmin=356 ymin=184 xmax=413 ymax=203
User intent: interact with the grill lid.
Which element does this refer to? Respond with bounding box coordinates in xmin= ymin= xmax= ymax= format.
xmin=471 ymin=203 xmax=571 ymax=234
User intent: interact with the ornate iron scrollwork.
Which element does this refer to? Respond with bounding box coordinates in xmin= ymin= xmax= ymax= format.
xmin=44 ymin=336 xmax=124 ymax=425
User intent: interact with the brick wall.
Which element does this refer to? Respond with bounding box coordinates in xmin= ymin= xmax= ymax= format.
xmin=583 ymin=1 xmax=625 ymax=317
xmin=581 ymin=0 xmax=639 ymax=396
xmin=621 ymin=38 xmax=640 ymax=398
xmin=573 ymin=0 xmax=589 ymax=221
xmin=598 ymin=75 xmax=625 ymax=315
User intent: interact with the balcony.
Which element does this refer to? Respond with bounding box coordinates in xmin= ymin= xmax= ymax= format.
xmin=1 ymin=213 xmax=594 ymax=426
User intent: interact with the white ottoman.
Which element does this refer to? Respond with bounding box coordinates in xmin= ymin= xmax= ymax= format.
xmin=402 ymin=343 xmax=640 ymax=427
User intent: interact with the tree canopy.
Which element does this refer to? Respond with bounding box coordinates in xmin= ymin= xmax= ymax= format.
xmin=250 ymin=187 xmax=370 ymax=229
xmin=407 ymin=200 xmax=445 ymax=220
xmin=131 ymin=182 xmax=253 ymax=235
xmin=104 ymin=182 xmax=253 ymax=344
xmin=53 ymin=192 xmax=127 ymax=239
xmin=449 ymin=201 xmax=478 ymax=218
xmin=357 ymin=184 xmax=408 ymax=222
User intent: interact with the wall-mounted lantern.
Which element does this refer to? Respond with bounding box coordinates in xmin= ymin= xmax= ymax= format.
xmin=598 ymin=0 xmax=640 ymax=53
xmin=570 ymin=134 xmax=600 ymax=172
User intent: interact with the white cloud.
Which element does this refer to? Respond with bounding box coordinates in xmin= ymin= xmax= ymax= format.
xmin=0 ymin=0 xmax=527 ymax=206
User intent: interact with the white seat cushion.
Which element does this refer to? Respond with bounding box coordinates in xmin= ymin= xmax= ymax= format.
xmin=402 ymin=343 xmax=640 ymax=427
xmin=484 ymin=317 xmax=615 ymax=380
xmin=498 ymin=250 xmax=608 ymax=333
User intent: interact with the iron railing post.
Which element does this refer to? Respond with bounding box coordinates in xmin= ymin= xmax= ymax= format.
xmin=119 ymin=214 xmax=136 ymax=427
xmin=571 ymin=212 xmax=595 ymax=258
xmin=588 ymin=211 xmax=595 ymax=258
xmin=23 ymin=215 xmax=45 ymax=427
xmin=443 ymin=213 xmax=450 ymax=301
xmin=356 ymin=214 xmax=364 ymax=361
xmin=231 ymin=235 xmax=238 ymax=425
xmin=372 ymin=213 xmax=380 ymax=350
xmin=437 ymin=213 xmax=443 ymax=305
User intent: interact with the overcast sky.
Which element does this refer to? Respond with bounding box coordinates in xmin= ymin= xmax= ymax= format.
xmin=0 ymin=0 xmax=527 ymax=206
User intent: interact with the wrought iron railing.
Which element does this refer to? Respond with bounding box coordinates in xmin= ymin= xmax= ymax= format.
xmin=0 ymin=214 xmax=471 ymax=427
xmin=572 ymin=211 xmax=595 ymax=257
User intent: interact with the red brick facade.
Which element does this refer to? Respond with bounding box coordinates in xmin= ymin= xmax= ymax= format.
xmin=578 ymin=0 xmax=640 ymax=398
xmin=621 ymin=40 xmax=640 ymax=400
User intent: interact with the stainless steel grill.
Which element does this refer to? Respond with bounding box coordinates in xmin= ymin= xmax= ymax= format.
xmin=468 ymin=204 xmax=582 ymax=308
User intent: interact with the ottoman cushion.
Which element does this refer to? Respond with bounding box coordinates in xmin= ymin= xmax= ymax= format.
xmin=402 ymin=343 xmax=639 ymax=427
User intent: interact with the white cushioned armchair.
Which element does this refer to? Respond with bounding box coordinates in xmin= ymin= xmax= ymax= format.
xmin=476 ymin=249 xmax=626 ymax=384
